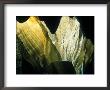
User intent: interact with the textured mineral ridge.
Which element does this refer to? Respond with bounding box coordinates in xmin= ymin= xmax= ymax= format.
xmin=16 ymin=16 xmax=94 ymax=74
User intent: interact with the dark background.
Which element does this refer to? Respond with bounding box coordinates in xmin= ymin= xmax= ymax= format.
xmin=16 ymin=16 xmax=94 ymax=74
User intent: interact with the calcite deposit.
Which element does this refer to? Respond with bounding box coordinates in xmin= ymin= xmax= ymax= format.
xmin=46 ymin=16 xmax=94 ymax=74
xmin=16 ymin=16 xmax=94 ymax=74
xmin=16 ymin=16 xmax=61 ymax=69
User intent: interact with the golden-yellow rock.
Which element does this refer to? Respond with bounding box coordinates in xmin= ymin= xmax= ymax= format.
xmin=16 ymin=16 xmax=61 ymax=68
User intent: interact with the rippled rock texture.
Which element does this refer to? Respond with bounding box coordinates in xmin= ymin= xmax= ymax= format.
xmin=16 ymin=16 xmax=94 ymax=74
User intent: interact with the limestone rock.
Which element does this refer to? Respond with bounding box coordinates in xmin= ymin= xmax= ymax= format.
xmin=16 ymin=16 xmax=94 ymax=74
xmin=16 ymin=16 xmax=61 ymax=68
xmin=47 ymin=16 xmax=94 ymax=74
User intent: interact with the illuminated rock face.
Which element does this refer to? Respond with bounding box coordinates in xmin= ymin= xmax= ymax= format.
xmin=47 ymin=16 xmax=94 ymax=74
xmin=16 ymin=16 xmax=61 ymax=68
xmin=16 ymin=16 xmax=94 ymax=74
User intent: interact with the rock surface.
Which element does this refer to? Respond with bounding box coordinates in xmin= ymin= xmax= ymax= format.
xmin=46 ymin=16 xmax=94 ymax=74
xmin=16 ymin=16 xmax=94 ymax=74
xmin=16 ymin=16 xmax=61 ymax=69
